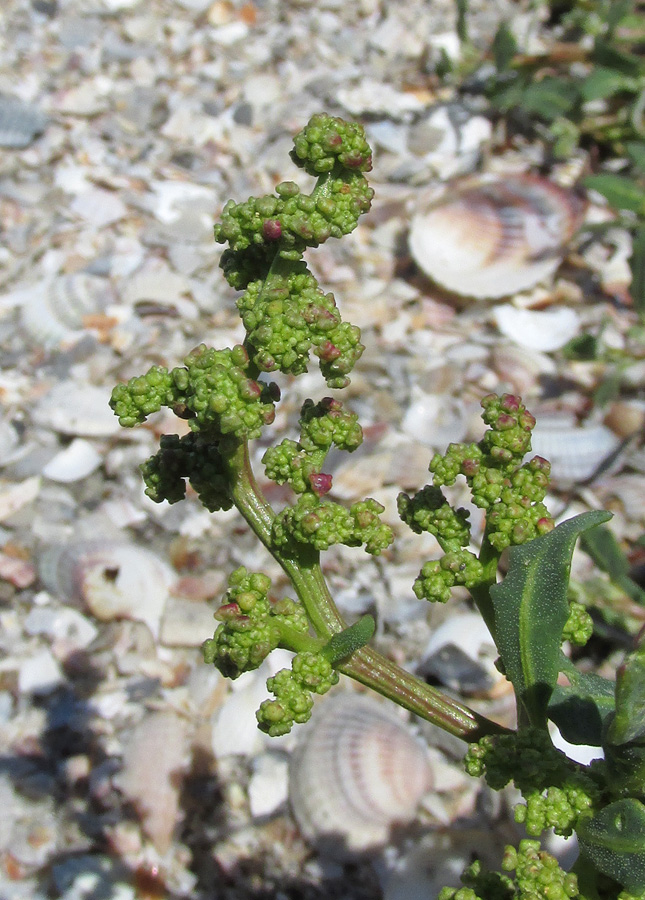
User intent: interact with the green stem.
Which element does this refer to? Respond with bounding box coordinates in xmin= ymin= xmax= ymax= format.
xmin=222 ymin=438 xmax=508 ymax=742
xmin=470 ymin=529 xmax=500 ymax=643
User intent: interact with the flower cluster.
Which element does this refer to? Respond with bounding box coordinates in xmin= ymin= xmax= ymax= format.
xmin=202 ymin=567 xmax=308 ymax=680
xmin=263 ymin=397 xmax=362 ymax=495
xmin=465 ymin=730 xmax=600 ymax=837
xmin=438 ymin=840 xmax=581 ymax=900
xmin=256 ymin=651 xmax=339 ymax=736
xmin=110 ymin=344 xmax=278 ymax=441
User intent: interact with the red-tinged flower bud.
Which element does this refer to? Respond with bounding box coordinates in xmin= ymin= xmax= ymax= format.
xmin=501 ymin=394 xmax=521 ymax=413
xmin=496 ymin=413 xmax=517 ymax=430
xmin=215 ymin=602 xmax=242 ymax=620
xmin=537 ymin=517 xmax=555 ymax=534
xmin=316 ymin=341 xmax=341 ymax=361
xmin=243 ymin=379 xmax=262 ymax=400
xmin=530 ymin=456 xmax=551 ymax=473
xmin=309 ymin=472 xmax=333 ymax=496
xmin=461 ymin=458 xmax=480 ymax=477
xmin=262 ymin=219 xmax=282 ymax=241
xmin=519 ymin=411 xmax=536 ymax=430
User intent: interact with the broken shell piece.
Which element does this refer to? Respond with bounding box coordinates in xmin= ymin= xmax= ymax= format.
xmin=42 ymin=438 xmax=103 ymax=482
xmin=115 ymin=710 xmax=189 ymax=853
xmin=409 ymin=174 xmax=586 ymax=299
xmin=530 ymin=415 xmax=622 ymax=484
xmin=493 ymin=304 xmax=580 ymax=352
xmin=289 ymin=692 xmax=433 ymax=856
xmin=39 ymin=541 xmax=174 ymax=638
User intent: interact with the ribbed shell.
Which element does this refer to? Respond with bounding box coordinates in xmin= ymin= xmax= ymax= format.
xmin=409 ymin=174 xmax=586 ymax=299
xmin=289 ymin=692 xmax=433 ymax=856
xmin=39 ymin=541 xmax=174 ymax=638
xmin=530 ymin=416 xmax=621 ymax=484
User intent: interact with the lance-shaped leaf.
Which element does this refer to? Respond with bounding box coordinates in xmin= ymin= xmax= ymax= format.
xmin=607 ymin=641 xmax=645 ymax=745
xmin=577 ymin=799 xmax=645 ymax=892
xmin=581 ymin=524 xmax=645 ymax=606
xmin=321 ymin=614 xmax=375 ymax=665
xmin=549 ymin=657 xmax=616 ymax=745
xmin=490 ymin=510 xmax=612 ymax=727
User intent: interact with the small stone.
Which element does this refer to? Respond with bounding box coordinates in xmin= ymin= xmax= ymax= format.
xmin=18 ymin=649 xmax=65 ymax=695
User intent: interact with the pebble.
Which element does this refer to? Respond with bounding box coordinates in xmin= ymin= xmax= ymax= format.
xmin=18 ymin=649 xmax=65 ymax=694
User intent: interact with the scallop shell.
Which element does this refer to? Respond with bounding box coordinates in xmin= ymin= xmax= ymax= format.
xmin=409 ymin=174 xmax=586 ymax=299
xmin=289 ymin=692 xmax=433 ymax=856
xmin=530 ymin=415 xmax=622 ymax=484
xmin=20 ymin=274 xmax=112 ymax=349
xmin=39 ymin=541 xmax=174 ymax=638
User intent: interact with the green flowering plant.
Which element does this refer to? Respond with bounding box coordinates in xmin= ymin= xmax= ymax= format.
xmin=111 ymin=114 xmax=645 ymax=900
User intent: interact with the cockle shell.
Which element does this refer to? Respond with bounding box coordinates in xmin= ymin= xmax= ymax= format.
xmin=409 ymin=174 xmax=586 ymax=299
xmin=39 ymin=541 xmax=174 ymax=638
xmin=289 ymin=692 xmax=433 ymax=856
xmin=529 ymin=415 xmax=622 ymax=484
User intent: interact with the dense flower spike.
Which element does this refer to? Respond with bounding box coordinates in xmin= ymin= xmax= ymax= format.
xmin=413 ymin=551 xmax=485 ymax=604
xmin=110 ymin=344 xmax=278 ymax=441
xmin=439 ymin=841 xmax=581 ymax=900
xmin=256 ymin=651 xmax=339 ymax=736
xmin=272 ymin=494 xmax=394 ymax=555
xmin=140 ymin=433 xmax=233 ymax=512
xmin=263 ymin=397 xmax=362 ymax=494
xmin=397 ymin=485 xmax=472 ymax=552
xmin=289 ymin=113 xmax=373 ymax=175
xmin=213 ymin=113 xmax=372 ymax=387
xmin=465 ymin=730 xmax=600 ymax=837
xmin=562 ymin=601 xmax=594 ymax=647
xmin=202 ymin=567 xmax=309 ymax=680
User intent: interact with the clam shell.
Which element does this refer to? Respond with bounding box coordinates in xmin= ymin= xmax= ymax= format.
xmin=530 ymin=415 xmax=622 ymax=484
xmin=289 ymin=692 xmax=433 ymax=856
xmin=20 ymin=274 xmax=112 ymax=350
xmin=39 ymin=541 xmax=174 ymax=638
xmin=409 ymin=174 xmax=586 ymax=299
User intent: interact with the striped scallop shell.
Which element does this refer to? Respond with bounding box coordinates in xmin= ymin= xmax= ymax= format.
xmin=409 ymin=174 xmax=586 ymax=299
xmin=289 ymin=692 xmax=433 ymax=856
xmin=530 ymin=415 xmax=622 ymax=484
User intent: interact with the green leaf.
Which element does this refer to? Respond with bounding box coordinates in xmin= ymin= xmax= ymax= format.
xmin=562 ymin=332 xmax=600 ymax=361
xmin=455 ymin=0 xmax=469 ymax=43
xmin=580 ymin=67 xmax=635 ymax=102
xmin=584 ymin=174 xmax=645 ymax=215
xmin=492 ymin=21 xmax=517 ymax=72
xmin=521 ymin=78 xmax=579 ymax=121
xmin=321 ymin=614 xmax=375 ymax=664
xmin=577 ymin=799 xmax=645 ymax=892
xmin=580 ymin=524 xmax=645 ymax=605
xmin=608 ymin=642 xmax=645 ymax=744
xmin=592 ymin=39 xmax=643 ymax=77
xmin=625 ymin=141 xmax=645 ymax=172
xmin=631 ymin=225 xmax=645 ymax=320
xmin=549 ymin=660 xmax=616 ymax=745
xmin=490 ymin=510 xmax=612 ymax=727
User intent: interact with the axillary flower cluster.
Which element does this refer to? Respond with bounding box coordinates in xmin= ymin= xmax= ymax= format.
xmin=109 ymin=115 xmax=645 ymax=900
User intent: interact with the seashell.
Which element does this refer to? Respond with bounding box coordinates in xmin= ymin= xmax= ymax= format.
xmin=42 ymin=438 xmax=103 ymax=483
xmin=529 ymin=415 xmax=622 ymax=484
xmin=39 ymin=541 xmax=174 ymax=638
xmin=20 ymin=274 xmax=112 ymax=350
xmin=493 ymin=304 xmax=581 ymax=352
xmin=289 ymin=692 xmax=433 ymax=856
xmin=32 ymin=381 xmax=121 ymax=437
xmin=0 ymin=95 xmax=47 ymax=148
xmin=115 ymin=710 xmax=189 ymax=853
xmin=409 ymin=174 xmax=586 ymax=299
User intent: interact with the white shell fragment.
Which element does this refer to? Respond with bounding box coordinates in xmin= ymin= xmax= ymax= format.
xmin=42 ymin=439 xmax=103 ymax=483
xmin=289 ymin=692 xmax=433 ymax=856
xmin=39 ymin=541 xmax=174 ymax=638
xmin=493 ymin=305 xmax=581 ymax=352
xmin=530 ymin=415 xmax=622 ymax=484
xmin=409 ymin=174 xmax=586 ymax=299
xmin=115 ymin=710 xmax=189 ymax=853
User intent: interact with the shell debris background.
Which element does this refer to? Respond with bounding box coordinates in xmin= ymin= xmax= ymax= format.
xmin=0 ymin=0 xmax=642 ymax=895
xmin=409 ymin=174 xmax=587 ymax=299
